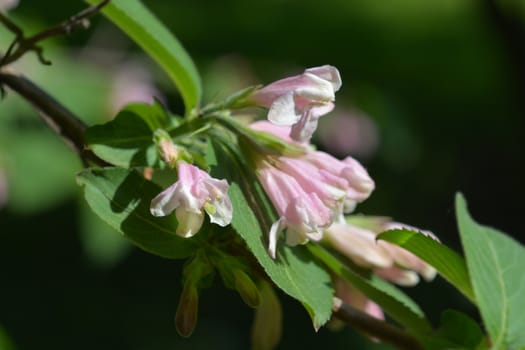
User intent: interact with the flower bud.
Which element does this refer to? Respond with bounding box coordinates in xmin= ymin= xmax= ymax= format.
xmin=153 ymin=129 xmax=179 ymax=167
xmin=175 ymin=283 xmax=199 ymax=337
xmin=233 ymin=269 xmax=260 ymax=308
xmin=251 ymin=281 xmax=282 ymax=350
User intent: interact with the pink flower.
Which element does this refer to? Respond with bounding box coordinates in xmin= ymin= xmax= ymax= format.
xmin=257 ymin=164 xmax=332 ymax=258
xmin=300 ymin=151 xmax=375 ymax=213
xmin=250 ymin=121 xmax=375 ymax=216
xmin=250 ymin=65 xmax=341 ymax=143
xmin=0 ymin=0 xmax=18 ymax=11
xmin=324 ymin=221 xmax=437 ymax=286
xmin=324 ymin=222 xmax=393 ymax=269
xmin=150 ymin=163 xmax=233 ymax=238
xmin=375 ymin=222 xmax=438 ymax=284
xmin=334 ymin=279 xmax=385 ymax=321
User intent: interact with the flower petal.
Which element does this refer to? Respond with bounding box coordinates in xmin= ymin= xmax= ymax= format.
xmin=267 ymin=91 xmax=301 ymax=125
xmin=305 ymin=65 xmax=342 ymax=92
xmin=290 ymin=103 xmax=334 ymax=142
xmin=150 ymin=182 xmax=181 ymax=217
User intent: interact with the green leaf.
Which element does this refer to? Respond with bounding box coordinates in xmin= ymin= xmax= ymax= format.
xmin=85 ymin=102 xmax=168 ymax=167
xmin=456 ymin=193 xmax=525 ymax=350
xmin=421 ymin=310 xmax=486 ymax=350
xmin=437 ymin=310 xmax=485 ymax=349
xmin=77 ymin=167 xmax=197 ymax=259
xmin=85 ymin=0 xmax=201 ymax=112
xmin=208 ymin=140 xmax=333 ymax=329
xmin=229 ymin=183 xmax=333 ymax=329
xmin=377 ymin=229 xmax=476 ymax=303
xmin=308 ymin=244 xmax=432 ymax=333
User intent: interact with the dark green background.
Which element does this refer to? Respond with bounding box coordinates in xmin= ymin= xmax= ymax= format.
xmin=1 ymin=0 xmax=524 ymax=349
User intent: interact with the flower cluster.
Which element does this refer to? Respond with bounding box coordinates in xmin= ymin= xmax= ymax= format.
xmin=251 ymin=121 xmax=375 ymax=258
xmin=148 ymin=66 xmax=436 ymax=319
xmin=248 ymin=66 xmax=437 ymax=320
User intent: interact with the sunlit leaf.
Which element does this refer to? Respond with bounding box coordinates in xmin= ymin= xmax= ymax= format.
xmin=209 ymin=140 xmax=333 ymax=329
xmin=85 ymin=0 xmax=201 ymax=113
xmin=377 ymin=229 xmax=475 ymax=303
xmin=308 ymin=244 xmax=431 ymax=333
xmin=77 ymin=167 xmax=197 ymax=259
xmin=85 ymin=102 xmax=169 ymax=167
xmin=456 ymin=193 xmax=525 ymax=350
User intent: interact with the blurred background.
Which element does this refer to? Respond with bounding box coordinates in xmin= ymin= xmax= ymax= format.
xmin=1 ymin=0 xmax=524 ymax=349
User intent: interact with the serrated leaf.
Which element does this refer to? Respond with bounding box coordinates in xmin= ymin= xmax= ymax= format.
xmin=85 ymin=0 xmax=201 ymax=112
xmin=377 ymin=229 xmax=475 ymax=303
xmin=456 ymin=193 xmax=525 ymax=350
xmin=308 ymin=244 xmax=432 ymax=333
xmin=229 ymin=183 xmax=333 ymax=329
xmin=85 ymin=102 xmax=168 ymax=167
xmin=209 ymin=140 xmax=333 ymax=329
xmin=77 ymin=167 xmax=197 ymax=259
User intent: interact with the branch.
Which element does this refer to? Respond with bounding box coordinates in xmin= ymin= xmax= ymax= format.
xmin=0 ymin=0 xmax=110 ymax=67
xmin=0 ymin=70 xmax=106 ymax=166
xmin=332 ymin=298 xmax=423 ymax=350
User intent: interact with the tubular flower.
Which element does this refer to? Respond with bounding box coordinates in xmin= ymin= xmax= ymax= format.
xmin=150 ymin=163 xmax=233 ymax=238
xmin=251 ymin=121 xmax=374 ymax=216
xmin=334 ymin=278 xmax=384 ymax=321
xmin=323 ymin=221 xmax=437 ymax=287
xmin=375 ymin=222 xmax=438 ymax=285
xmin=250 ymin=65 xmax=341 ymax=143
xmin=257 ymin=163 xmax=332 ymax=258
xmin=251 ymin=121 xmax=375 ymax=256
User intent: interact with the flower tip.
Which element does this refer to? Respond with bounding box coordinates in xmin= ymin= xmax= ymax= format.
xmin=305 ymin=65 xmax=342 ymax=91
xmin=175 ymin=284 xmax=199 ymax=337
xmin=150 ymin=207 xmax=165 ymax=217
xmin=395 ymin=270 xmax=420 ymax=287
xmin=421 ymin=265 xmax=438 ymax=282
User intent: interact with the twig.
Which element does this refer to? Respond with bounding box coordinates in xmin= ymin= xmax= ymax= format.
xmin=0 ymin=70 xmax=107 ymax=166
xmin=0 ymin=0 xmax=110 ymax=67
xmin=332 ymin=298 xmax=423 ymax=350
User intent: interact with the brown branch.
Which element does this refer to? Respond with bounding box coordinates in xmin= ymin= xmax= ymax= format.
xmin=332 ymin=298 xmax=423 ymax=350
xmin=0 ymin=70 xmax=107 ymax=166
xmin=0 ymin=0 xmax=110 ymax=67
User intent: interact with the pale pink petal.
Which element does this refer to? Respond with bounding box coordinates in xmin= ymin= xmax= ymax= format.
xmin=323 ymin=223 xmax=393 ymax=268
xmin=290 ymin=103 xmax=335 ymax=143
xmin=375 ymin=267 xmax=420 ymax=287
xmin=150 ymin=182 xmax=183 ymax=217
xmin=305 ymin=65 xmax=342 ymax=91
